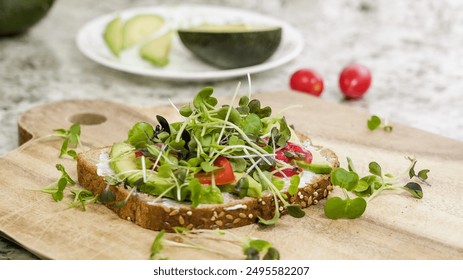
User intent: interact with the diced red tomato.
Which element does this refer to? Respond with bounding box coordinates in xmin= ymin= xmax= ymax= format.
xmin=273 ymin=142 xmax=313 ymax=177
xmin=135 ymin=150 xmax=143 ymax=157
xmin=195 ymin=156 xmax=235 ymax=185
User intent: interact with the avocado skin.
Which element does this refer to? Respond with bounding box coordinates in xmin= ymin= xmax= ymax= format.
xmin=0 ymin=0 xmax=55 ymax=36
xmin=178 ymin=28 xmax=282 ymax=69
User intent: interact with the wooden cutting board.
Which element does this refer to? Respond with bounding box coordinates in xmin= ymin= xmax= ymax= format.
xmin=1 ymin=91 xmax=462 ymax=260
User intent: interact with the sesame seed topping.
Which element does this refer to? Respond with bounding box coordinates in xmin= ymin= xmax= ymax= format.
xmin=239 ymin=213 xmax=246 ymax=218
xmin=187 ymin=211 xmax=192 ymax=216
xmin=215 ymin=220 xmax=223 ymax=226
xmin=169 ymin=209 xmax=179 ymax=216
xmin=298 ymin=191 xmax=302 ymax=196
xmin=262 ymin=201 xmax=266 ymax=205
xmin=179 ymin=216 xmax=185 ymax=225
xmin=248 ymin=214 xmax=253 ymax=219
xmin=313 ymin=191 xmax=319 ymax=197
xmin=314 ymin=199 xmax=319 ymax=205
xmin=308 ymin=196 xmax=313 ymax=205
xmin=299 ymin=194 xmax=304 ymax=200
xmin=233 ymin=218 xmax=241 ymax=224
xmin=226 ymin=214 xmax=233 ymax=220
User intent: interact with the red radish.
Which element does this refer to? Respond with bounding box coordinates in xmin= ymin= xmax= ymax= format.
xmin=339 ymin=64 xmax=372 ymax=99
xmin=289 ymin=69 xmax=324 ymax=96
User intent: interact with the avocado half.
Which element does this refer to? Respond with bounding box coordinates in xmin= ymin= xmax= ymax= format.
xmin=177 ymin=24 xmax=282 ymax=69
xmin=0 ymin=0 xmax=55 ymax=36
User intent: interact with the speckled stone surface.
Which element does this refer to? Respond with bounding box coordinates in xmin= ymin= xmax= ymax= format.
xmin=1 ymin=0 xmax=462 ymax=259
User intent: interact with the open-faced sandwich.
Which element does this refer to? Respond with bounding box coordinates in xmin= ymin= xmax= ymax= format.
xmin=77 ymin=87 xmax=339 ymax=231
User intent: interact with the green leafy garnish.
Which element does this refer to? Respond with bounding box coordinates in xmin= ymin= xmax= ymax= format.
xmin=40 ymin=164 xmax=98 ymax=210
xmin=286 ymin=204 xmax=305 ymax=218
xmin=53 ymin=124 xmax=82 ymax=159
xmin=40 ymin=164 xmax=76 ymax=202
xmin=69 ymin=189 xmax=98 ymax=211
xmin=324 ymin=196 xmax=367 ymax=219
xmin=149 ymin=229 xmax=280 ymax=260
xmin=331 ymin=168 xmax=359 ymax=191
xmin=324 ymin=157 xmax=430 ymax=219
xmin=367 ymin=115 xmax=392 ymax=132
xmin=150 ymin=230 xmax=166 ymax=260
xmin=403 ymin=182 xmax=423 ymax=199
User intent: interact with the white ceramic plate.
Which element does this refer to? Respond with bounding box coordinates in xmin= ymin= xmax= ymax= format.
xmin=76 ymin=5 xmax=304 ymax=81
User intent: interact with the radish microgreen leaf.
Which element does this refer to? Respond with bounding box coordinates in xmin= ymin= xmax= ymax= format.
xmin=52 ymin=124 xmax=81 ymax=159
xmin=331 ymin=168 xmax=359 ymax=191
xmin=403 ymin=182 xmax=423 ymax=199
xmin=417 ymin=169 xmax=430 ymax=180
xmin=367 ymin=115 xmax=381 ymax=130
xmin=150 ymin=230 xmax=165 ymax=260
xmin=99 ymin=186 xmax=116 ymax=203
xmin=40 ymin=164 xmax=76 ymax=202
xmin=69 ymin=189 xmax=98 ymax=211
xmin=324 ymin=196 xmax=366 ymax=219
xmin=367 ymin=115 xmax=393 ymax=132
xmin=286 ymin=204 xmax=305 ymax=218
xmin=368 ymin=161 xmax=382 ymax=177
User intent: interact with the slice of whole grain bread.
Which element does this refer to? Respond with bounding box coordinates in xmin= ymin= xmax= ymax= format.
xmin=77 ymin=137 xmax=339 ymax=232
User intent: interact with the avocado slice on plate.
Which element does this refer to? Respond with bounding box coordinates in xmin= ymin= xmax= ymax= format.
xmin=140 ymin=31 xmax=173 ymax=67
xmin=103 ymin=17 xmax=123 ymax=57
xmin=122 ymin=14 xmax=164 ymax=49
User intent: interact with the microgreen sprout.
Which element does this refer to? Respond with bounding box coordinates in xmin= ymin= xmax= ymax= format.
xmin=53 ymin=124 xmax=82 ymax=159
xmin=40 ymin=164 xmax=76 ymax=202
xmin=324 ymin=156 xmax=430 ymax=219
xmin=367 ymin=115 xmax=393 ymax=132
xmin=18 ymin=123 xmax=82 ymax=159
xmin=39 ymin=164 xmax=98 ymax=210
xmin=69 ymin=189 xmax=98 ymax=211
xmin=149 ymin=228 xmax=280 ymax=260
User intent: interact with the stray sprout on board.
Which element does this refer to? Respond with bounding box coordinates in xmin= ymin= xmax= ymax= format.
xmin=324 ymin=156 xmax=430 ymax=219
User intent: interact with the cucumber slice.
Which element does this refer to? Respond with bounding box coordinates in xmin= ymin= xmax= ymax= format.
xmin=103 ymin=17 xmax=123 ymax=57
xmin=109 ymin=142 xmax=137 ymax=177
xmin=122 ymin=14 xmax=164 ymax=49
xmin=140 ymin=31 xmax=173 ymax=67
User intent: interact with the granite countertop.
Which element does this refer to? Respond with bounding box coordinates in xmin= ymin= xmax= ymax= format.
xmin=1 ymin=0 xmax=462 ymax=260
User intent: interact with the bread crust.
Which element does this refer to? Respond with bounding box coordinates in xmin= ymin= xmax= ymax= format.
xmin=77 ymin=137 xmax=339 ymax=232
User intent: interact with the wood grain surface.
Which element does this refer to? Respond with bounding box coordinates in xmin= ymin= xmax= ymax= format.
xmin=1 ymin=91 xmax=462 ymax=260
